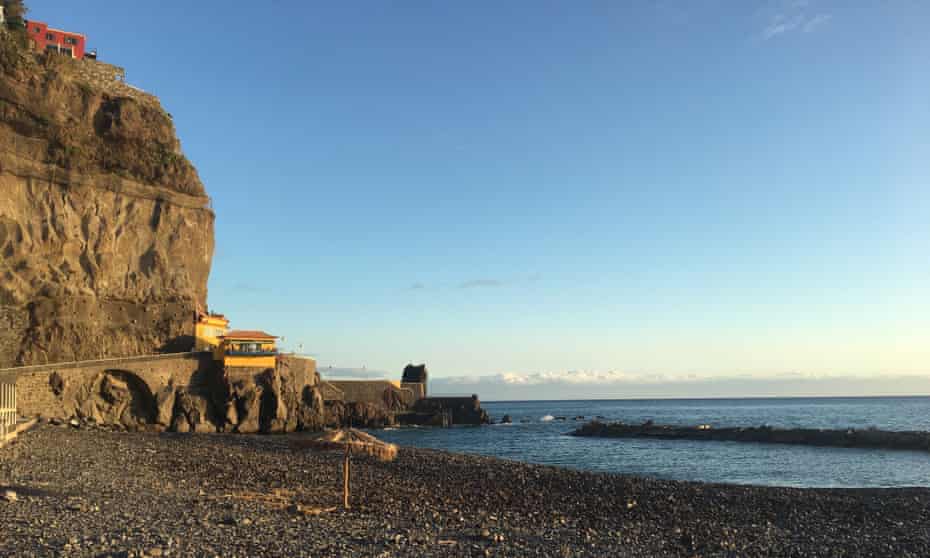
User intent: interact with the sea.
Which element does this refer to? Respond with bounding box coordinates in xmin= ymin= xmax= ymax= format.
xmin=372 ymin=397 xmax=930 ymax=488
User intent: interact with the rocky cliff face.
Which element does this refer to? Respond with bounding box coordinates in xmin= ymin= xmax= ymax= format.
xmin=0 ymin=33 xmax=213 ymax=366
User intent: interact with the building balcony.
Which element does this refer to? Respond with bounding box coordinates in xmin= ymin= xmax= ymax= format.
xmin=224 ymin=350 xmax=278 ymax=357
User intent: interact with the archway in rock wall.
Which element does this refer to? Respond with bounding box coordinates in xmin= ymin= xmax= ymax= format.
xmin=83 ymin=369 xmax=157 ymax=428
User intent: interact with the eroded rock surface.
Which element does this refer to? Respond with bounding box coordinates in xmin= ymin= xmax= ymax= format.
xmin=324 ymin=400 xmax=396 ymax=429
xmin=29 ymin=356 xmax=326 ymax=433
xmin=0 ymin=33 xmax=213 ymax=367
xmin=220 ymin=357 xmax=325 ymax=434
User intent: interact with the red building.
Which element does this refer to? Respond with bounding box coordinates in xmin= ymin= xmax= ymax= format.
xmin=24 ymin=20 xmax=87 ymax=60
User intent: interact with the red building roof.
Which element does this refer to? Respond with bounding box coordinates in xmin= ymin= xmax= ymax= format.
xmin=221 ymin=330 xmax=277 ymax=340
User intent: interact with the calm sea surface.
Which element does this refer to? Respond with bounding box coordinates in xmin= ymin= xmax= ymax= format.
xmin=372 ymin=397 xmax=930 ymax=488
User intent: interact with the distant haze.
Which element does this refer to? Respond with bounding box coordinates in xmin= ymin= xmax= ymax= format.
xmin=428 ymin=373 xmax=930 ymax=402
xmin=316 ymin=366 xmax=930 ymax=401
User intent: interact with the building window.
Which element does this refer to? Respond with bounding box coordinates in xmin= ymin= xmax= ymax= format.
xmin=34 ymin=27 xmax=41 ymax=34
xmin=45 ymin=33 xmax=54 ymax=41
xmin=65 ymin=37 xmax=78 ymax=45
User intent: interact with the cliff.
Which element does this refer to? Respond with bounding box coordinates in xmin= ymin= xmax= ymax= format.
xmin=0 ymin=32 xmax=214 ymax=366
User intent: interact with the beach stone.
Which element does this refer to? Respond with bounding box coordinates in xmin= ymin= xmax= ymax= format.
xmin=3 ymin=490 xmax=17 ymax=503
xmin=1 ymin=424 xmax=929 ymax=556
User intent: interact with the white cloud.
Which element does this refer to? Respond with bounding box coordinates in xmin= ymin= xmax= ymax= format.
xmin=430 ymin=370 xmax=930 ymax=400
xmin=763 ymin=14 xmax=805 ymax=40
xmin=803 ymin=13 xmax=832 ymax=33
xmin=438 ymin=368 xmax=914 ymax=387
xmin=761 ymin=1 xmax=832 ymax=41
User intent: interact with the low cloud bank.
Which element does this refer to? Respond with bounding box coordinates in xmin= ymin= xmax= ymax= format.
xmin=430 ymin=370 xmax=930 ymax=401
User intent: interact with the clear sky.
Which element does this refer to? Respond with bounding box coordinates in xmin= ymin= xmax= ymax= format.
xmin=30 ymin=1 xmax=930 ymax=398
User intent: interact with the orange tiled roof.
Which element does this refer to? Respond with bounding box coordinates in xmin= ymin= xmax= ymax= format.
xmin=221 ymin=330 xmax=277 ymax=340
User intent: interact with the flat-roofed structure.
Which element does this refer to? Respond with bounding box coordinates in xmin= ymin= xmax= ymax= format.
xmin=24 ymin=20 xmax=88 ymax=59
xmin=216 ymin=330 xmax=277 ymax=369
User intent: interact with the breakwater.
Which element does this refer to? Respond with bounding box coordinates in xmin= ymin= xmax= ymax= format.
xmin=571 ymin=420 xmax=930 ymax=453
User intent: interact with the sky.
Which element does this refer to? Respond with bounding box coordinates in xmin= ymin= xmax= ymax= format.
xmin=29 ymin=1 xmax=930 ymax=399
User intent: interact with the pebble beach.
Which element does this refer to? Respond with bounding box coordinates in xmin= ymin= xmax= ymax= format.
xmin=2 ymin=423 xmax=930 ymax=557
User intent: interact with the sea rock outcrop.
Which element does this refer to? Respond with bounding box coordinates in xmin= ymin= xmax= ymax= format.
xmin=0 ymin=32 xmax=213 ymax=367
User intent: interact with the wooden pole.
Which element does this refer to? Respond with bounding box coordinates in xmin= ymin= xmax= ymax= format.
xmin=343 ymin=444 xmax=350 ymax=509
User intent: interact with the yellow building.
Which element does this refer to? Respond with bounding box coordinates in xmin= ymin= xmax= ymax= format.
xmin=194 ymin=313 xmax=229 ymax=351
xmin=216 ymin=330 xmax=278 ymax=368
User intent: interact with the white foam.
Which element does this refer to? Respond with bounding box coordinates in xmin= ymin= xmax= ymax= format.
xmin=541 ymin=415 xmax=554 ymax=422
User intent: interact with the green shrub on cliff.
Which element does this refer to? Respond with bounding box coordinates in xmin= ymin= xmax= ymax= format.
xmin=0 ymin=24 xmax=28 ymax=71
xmin=2 ymin=0 xmax=27 ymax=29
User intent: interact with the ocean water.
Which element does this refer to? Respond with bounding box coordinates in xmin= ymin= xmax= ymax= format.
xmin=372 ymin=397 xmax=930 ymax=488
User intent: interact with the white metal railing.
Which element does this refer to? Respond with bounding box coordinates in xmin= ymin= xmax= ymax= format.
xmin=0 ymin=381 xmax=15 ymax=440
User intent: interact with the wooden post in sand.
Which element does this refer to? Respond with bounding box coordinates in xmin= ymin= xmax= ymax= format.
xmin=343 ymin=444 xmax=350 ymax=509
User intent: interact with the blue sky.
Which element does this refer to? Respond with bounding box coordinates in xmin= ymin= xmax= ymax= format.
xmin=30 ymin=1 xmax=930 ymax=398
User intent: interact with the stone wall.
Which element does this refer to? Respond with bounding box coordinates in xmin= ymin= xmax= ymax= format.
xmin=319 ymin=380 xmax=344 ymax=402
xmin=11 ymin=352 xmax=210 ymax=419
xmin=329 ymin=380 xmax=416 ymax=408
xmin=401 ymin=381 xmax=426 ymax=400
xmin=2 ymin=353 xmax=326 ymax=433
xmin=70 ymin=59 xmax=159 ymax=106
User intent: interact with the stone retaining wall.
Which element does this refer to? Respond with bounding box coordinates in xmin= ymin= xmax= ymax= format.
xmin=328 ymin=380 xmax=416 ymax=408
xmin=10 ymin=352 xmax=212 ymax=418
xmin=70 ymin=58 xmax=158 ymax=106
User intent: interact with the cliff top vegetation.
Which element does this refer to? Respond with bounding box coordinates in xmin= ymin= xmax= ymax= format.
xmin=0 ymin=11 xmax=206 ymax=197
